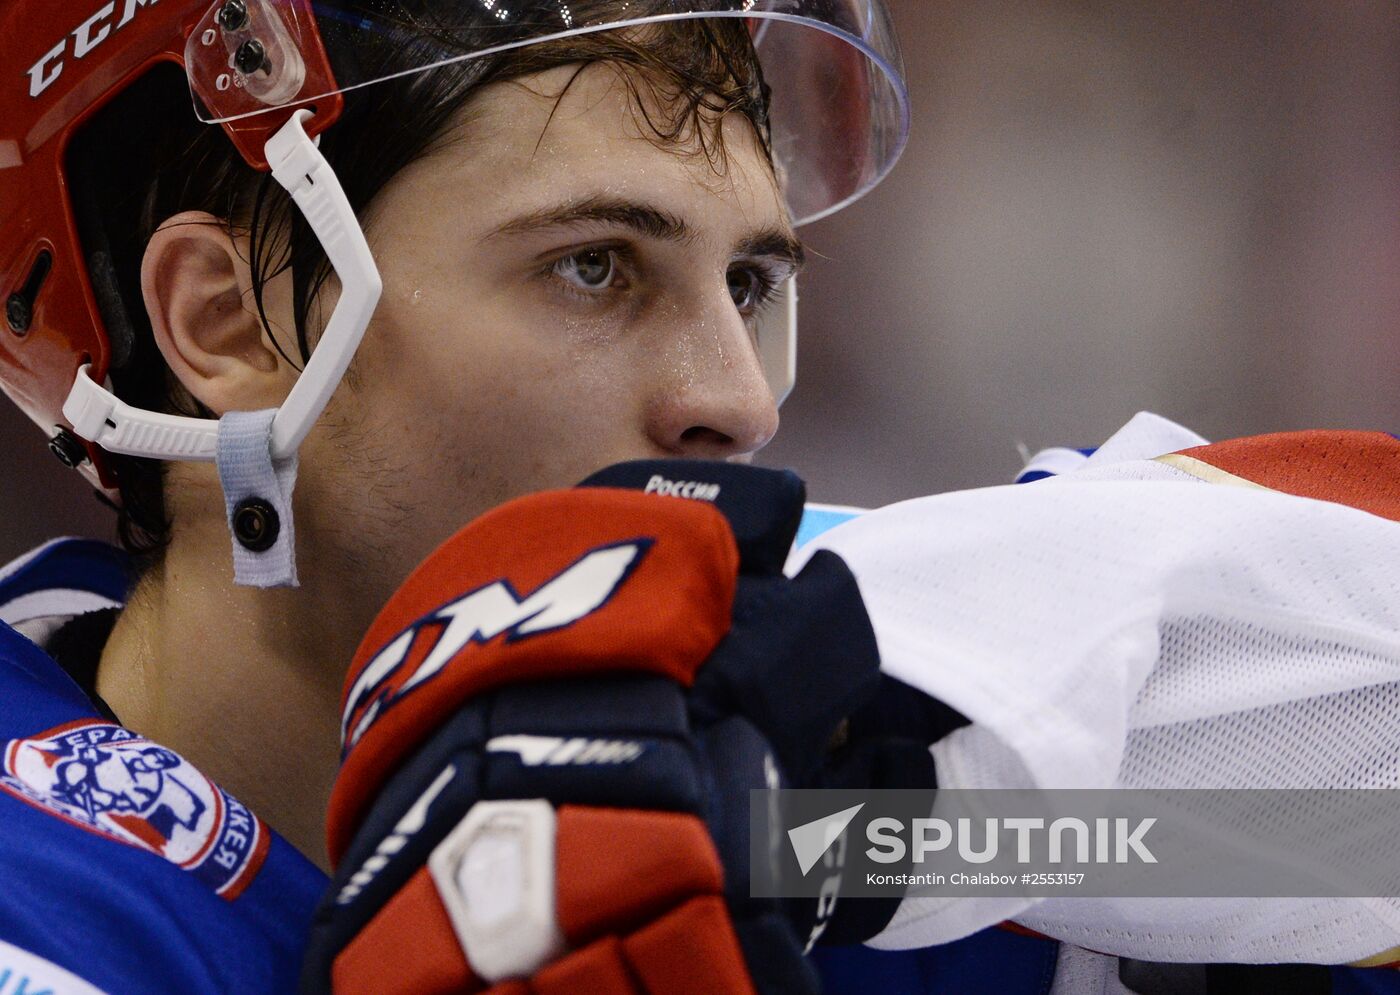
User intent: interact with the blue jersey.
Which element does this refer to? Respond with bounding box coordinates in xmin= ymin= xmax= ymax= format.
xmin=0 ymin=539 xmax=324 ymax=994
xmin=0 ymin=531 xmax=1048 ymax=995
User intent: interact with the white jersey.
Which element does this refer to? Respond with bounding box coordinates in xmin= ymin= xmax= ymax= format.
xmin=797 ymin=412 xmax=1400 ymax=966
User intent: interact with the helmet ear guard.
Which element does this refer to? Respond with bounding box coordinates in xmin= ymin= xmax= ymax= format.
xmin=55 ymin=0 xmax=355 ymax=588
xmin=62 ymin=109 xmax=381 ymax=466
xmin=64 ymin=108 xmax=380 ymax=587
xmin=0 ymin=0 xmax=346 ymax=504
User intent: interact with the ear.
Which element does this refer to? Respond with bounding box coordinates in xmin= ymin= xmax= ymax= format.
xmin=140 ymin=211 xmax=297 ymax=415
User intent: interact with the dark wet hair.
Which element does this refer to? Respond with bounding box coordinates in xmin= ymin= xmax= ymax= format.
xmin=67 ymin=3 xmax=772 ymax=576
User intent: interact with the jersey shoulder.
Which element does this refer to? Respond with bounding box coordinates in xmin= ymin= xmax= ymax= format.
xmin=1016 ymin=414 xmax=1400 ymax=525
xmin=0 ymin=540 xmax=326 ymax=995
xmin=1162 ymin=430 xmax=1400 ymax=523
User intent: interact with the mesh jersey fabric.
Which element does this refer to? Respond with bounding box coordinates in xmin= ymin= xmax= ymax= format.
xmin=794 ymin=413 xmax=1400 ymax=964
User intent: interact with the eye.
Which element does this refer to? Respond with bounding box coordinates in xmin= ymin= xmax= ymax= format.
xmin=727 ymin=264 xmax=776 ymax=314
xmin=553 ymin=248 xmax=618 ymax=291
xmin=727 ymin=266 xmax=760 ymax=311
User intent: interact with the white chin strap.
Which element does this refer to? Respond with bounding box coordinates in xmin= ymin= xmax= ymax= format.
xmin=61 ymin=109 xmax=799 ymax=587
xmin=63 ymin=109 xmax=382 ymax=587
xmin=64 ymin=109 xmax=380 ymax=464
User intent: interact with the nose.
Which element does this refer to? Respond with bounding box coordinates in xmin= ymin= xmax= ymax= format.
xmin=645 ymin=297 xmax=780 ymax=459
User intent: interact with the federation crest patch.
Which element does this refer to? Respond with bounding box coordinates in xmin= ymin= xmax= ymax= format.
xmin=0 ymin=719 xmax=269 ymax=899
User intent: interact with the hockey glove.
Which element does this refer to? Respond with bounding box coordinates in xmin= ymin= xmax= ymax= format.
xmin=300 ymin=462 xmax=884 ymax=994
xmin=583 ymin=462 xmax=971 ymax=948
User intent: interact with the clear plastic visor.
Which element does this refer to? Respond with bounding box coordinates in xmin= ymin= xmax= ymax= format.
xmin=186 ymin=0 xmax=909 ymax=225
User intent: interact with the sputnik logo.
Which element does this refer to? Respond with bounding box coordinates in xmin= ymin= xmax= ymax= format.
xmin=788 ymin=803 xmax=865 ymax=876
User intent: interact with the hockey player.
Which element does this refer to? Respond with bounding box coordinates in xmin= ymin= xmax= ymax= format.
xmin=0 ymin=2 xmax=917 ymax=991
xmin=4 ymin=2 xmax=1400 ymax=994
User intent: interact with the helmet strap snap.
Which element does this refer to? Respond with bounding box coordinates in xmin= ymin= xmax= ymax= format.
xmin=216 ymin=409 xmax=299 ymax=587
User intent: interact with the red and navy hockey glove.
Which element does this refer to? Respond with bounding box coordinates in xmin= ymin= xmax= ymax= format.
xmin=300 ymin=462 xmax=886 ymax=994
xmin=585 ymin=462 xmax=971 ymax=949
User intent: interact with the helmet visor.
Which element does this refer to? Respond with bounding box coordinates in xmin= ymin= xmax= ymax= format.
xmin=186 ymin=0 xmax=909 ymax=224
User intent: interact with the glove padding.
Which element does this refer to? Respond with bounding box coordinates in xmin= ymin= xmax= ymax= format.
xmin=301 ymin=462 xmax=884 ymax=994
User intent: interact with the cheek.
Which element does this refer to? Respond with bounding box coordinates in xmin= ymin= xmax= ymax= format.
xmin=356 ymin=289 xmax=647 ymax=479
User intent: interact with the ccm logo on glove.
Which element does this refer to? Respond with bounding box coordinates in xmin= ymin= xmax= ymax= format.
xmin=340 ymin=540 xmax=649 ymax=751
xmin=328 ymin=489 xmax=738 ymax=864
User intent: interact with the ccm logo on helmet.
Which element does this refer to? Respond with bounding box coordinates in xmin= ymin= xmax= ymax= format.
xmin=644 ymin=474 xmax=721 ymax=502
xmin=25 ymin=0 xmax=160 ymax=99
xmin=341 ymin=539 xmax=651 ymax=751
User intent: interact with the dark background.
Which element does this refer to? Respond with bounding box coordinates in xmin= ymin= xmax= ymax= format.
xmin=4 ymin=0 xmax=1398 ymax=563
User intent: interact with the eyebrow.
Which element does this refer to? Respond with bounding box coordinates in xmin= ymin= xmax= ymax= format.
xmin=487 ymin=195 xmax=806 ymax=267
